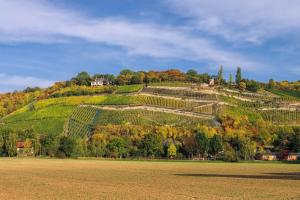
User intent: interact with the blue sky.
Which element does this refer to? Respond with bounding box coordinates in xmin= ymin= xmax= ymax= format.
xmin=0 ymin=0 xmax=300 ymax=92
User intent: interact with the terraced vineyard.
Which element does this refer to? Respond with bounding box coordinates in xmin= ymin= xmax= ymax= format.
xmin=135 ymin=95 xmax=212 ymax=112
xmin=142 ymin=87 xmax=218 ymax=101
xmin=93 ymin=109 xmax=213 ymax=126
xmin=64 ymin=106 xmax=99 ymax=137
xmin=258 ymin=109 xmax=300 ymax=123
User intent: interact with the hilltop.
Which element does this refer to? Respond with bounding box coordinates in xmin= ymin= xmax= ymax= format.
xmin=0 ymin=68 xmax=299 ymax=160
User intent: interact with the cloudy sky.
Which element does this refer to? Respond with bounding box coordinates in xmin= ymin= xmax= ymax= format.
xmin=0 ymin=0 xmax=300 ymax=92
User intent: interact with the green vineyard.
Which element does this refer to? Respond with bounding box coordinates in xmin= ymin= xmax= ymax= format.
xmin=93 ymin=109 xmax=213 ymax=127
xmin=64 ymin=106 xmax=99 ymax=137
xmin=136 ymin=95 xmax=206 ymax=109
xmin=142 ymin=87 xmax=217 ymax=101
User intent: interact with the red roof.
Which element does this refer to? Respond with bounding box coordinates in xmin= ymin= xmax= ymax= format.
xmin=16 ymin=142 xmax=24 ymax=148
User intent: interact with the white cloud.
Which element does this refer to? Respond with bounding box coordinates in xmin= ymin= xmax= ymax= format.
xmin=167 ymin=0 xmax=300 ymax=44
xmin=0 ymin=73 xmax=54 ymax=90
xmin=0 ymin=0 xmax=263 ymax=71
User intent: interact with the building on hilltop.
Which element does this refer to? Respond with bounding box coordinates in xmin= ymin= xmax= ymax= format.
xmin=91 ymin=77 xmax=111 ymax=86
xmin=209 ymin=78 xmax=215 ymax=86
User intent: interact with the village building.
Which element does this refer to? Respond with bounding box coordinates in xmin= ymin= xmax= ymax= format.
xmin=260 ymin=153 xmax=278 ymax=161
xmin=91 ymin=78 xmax=111 ymax=87
xmin=209 ymin=78 xmax=215 ymax=86
xmin=287 ymin=153 xmax=300 ymax=161
xmin=16 ymin=141 xmax=34 ymax=157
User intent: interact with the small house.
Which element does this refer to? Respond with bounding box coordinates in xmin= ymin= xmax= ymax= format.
xmin=91 ymin=78 xmax=110 ymax=87
xmin=260 ymin=153 xmax=277 ymax=161
xmin=287 ymin=153 xmax=300 ymax=161
xmin=16 ymin=141 xmax=34 ymax=156
xmin=209 ymin=78 xmax=215 ymax=86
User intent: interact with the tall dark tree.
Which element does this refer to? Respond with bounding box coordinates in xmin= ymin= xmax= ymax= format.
xmin=140 ymin=133 xmax=164 ymax=157
xmin=217 ymin=65 xmax=224 ymax=84
xmin=195 ymin=131 xmax=209 ymax=158
xmin=209 ymin=135 xmax=223 ymax=159
xmin=235 ymin=67 xmax=242 ymax=84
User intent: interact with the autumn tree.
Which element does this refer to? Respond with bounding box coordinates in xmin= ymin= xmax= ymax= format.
xmin=167 ymin=143 xmax=177 ymax=158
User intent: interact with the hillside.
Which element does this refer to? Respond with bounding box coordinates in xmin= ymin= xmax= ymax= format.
xmin=0 ymin=69 xmax=299 ymax=160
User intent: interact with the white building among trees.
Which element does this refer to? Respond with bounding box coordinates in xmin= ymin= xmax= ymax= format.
xmin=91 ymin=78 xmax=110 ymax=86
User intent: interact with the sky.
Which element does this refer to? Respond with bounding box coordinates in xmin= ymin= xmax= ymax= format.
xmin=0 ymin=0 xmax=300 ymax=92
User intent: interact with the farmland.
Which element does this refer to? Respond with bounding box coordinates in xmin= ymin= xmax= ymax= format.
xmin=0 ymin=159 xmax=299 ymax=200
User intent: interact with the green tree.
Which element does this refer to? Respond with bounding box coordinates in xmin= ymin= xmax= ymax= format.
xmin=186 ymin=69 xmax=198 ymax=83
xmin=106 ymin=137 xmax=128 ymax=158
xmin=217 ymin=65 xmax=224 ymax=84
xmin=140 ymin=133 xmax=164 ymax=158
xmin=235 ymin=67 xmax=242 ymax=84
xmin=58 ymin=136 xmax=86 ymax=158
xmin=40 ymin=133 xmax=59 ymax=157
xmin=5 ymin=132 xmax=17 ymax=157
xmin=209 ymin=135 xmax=223 ymax=159
xmin=229 ymin=73 xmax=233 ymax=86
xmin=72 ymin=71 xmax=91 ymax=86
xmin=195 ymin=131 xmax=209 ymax=158
xmin=246 ymin=80 xmax=261 ymax=92
xmin=268 ymin=79 xmax=276 ymax=89
xmin=167 ymin=143 xmax=177 ymax=158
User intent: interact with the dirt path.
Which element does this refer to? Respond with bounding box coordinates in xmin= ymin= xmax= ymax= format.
xmin=80 ymin=105 xmax=214 ymax=119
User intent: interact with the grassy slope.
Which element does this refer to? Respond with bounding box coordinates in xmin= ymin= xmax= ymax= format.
xmin=1 ymin=96 xmax=135 ymax=135
xmin=0 ymin=159 xmax=299 ymax=200
xmin=1 ymin=93 xmax=213 ymax=135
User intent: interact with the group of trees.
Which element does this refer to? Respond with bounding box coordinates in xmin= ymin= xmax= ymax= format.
xmin=67 ymin=69 xmax=211 ymax=86
xmin=1 ymin=122 xmax=298 ymax=161
xmin=216 ymin=66 xmax=262 ymax=92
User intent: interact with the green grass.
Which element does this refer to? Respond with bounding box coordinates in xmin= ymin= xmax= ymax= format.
xmin=0 ymin=159 xmax=299 ymax=200
xmin=115 ymin=84 xmax=143 ymax=94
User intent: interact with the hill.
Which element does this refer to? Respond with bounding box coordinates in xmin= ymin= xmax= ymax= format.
xmin=0 ymin=69 xmax=299 ymax=160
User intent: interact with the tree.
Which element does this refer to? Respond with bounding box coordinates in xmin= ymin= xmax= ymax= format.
xmin=268 ymin=79 xmax=276 ymax=89
xmin=106 ymin=137 xmax=128 ymax=158
xmin=182 ymin=136 xmax=198 ymax=159
xmin=195 ymin=131 xmax=209 ymax=158
xmin=186 ymin=69 xmax=198 ymax=83
xmin=58 ymin=136 xmax=86 ymax=158
xmin=72 ymin=71 xmax=91 ymax=86
xmin=88 ymin=133 xmax=107 ymax=157
xmin=229 ymin=73 xmax=233 ymax=86
xmin=39 ymin=133 xmax=59 ymax=157
xmin=246 ymin=80 xmax=261 ymax=92
xmin=5 ymin=132 xmax=17 ymax=157
xmin=140 ymin=133 xmax=164 ymax=158
xmin=167 ymin=143 xmax=177 ymax=158
xmin=235 ymin=67 xmax=242 ymax=84
xmin=239 ymin=81 xmax=246 ymax=92
xmin=209 ymin=135 xmax=223 ymax=159
xmin=217 ymin=65 xmax=224 ymax=84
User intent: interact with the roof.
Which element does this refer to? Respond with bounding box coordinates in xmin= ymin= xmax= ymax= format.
xmin=16 ymin=141 xmax=24 ymax=148
xmin=93 ymin=78 xmax=105 ymax=82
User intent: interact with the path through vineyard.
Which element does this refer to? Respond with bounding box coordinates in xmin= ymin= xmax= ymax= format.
xmin=80 ymin=105 xmax=214 ymax=119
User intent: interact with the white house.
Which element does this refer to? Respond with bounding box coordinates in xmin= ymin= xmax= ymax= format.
xmin=209 ymin=79 xmax=215 ymax=86
xmin=91 ymin=78 xmax=110 ymax=86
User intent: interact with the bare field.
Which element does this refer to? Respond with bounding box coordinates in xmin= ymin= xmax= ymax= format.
xmin=0 ymin=159 xmax=299 ymax=200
